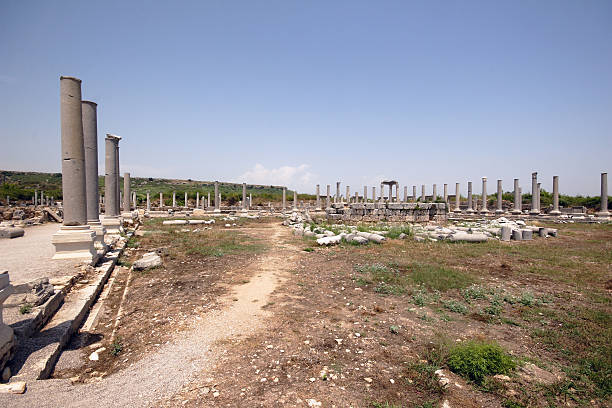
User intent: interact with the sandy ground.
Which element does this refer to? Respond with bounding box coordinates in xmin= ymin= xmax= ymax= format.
xmin=0 ymin=224 xmax=294 ymax=407
xmin=0 ymin=223 xmax=80 ymax=285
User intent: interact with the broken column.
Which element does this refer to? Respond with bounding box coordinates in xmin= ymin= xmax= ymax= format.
xmin=214 ymin=181 xmax=220 ymax=212
xmin=123 ymin=172 xmax=131 ymax=215
xmin=326 ymin=185 xmax=331 ymax=208
xmin=207 ymin=192 xmax=210 ymax=209
xmin=293 ymin=190 xmax=297 ymax=210
xmin=52 ymin=76 xmax=96 ymax=260
xmin=454 ymin=182 xmax=461 ymax=213
xmin=102 ymin=134 xmax=122 ymax=233
xmin=466 ymin=181 xmax=474 ymax=213
xmin=81 ymin=100 xmax=105 ymax=248
xmin=550 ymin=176 xmax=560 ymax=215
xmin=597 ymin=172 xmax=610 ymax=218
xmin=282 ymin=187 xmax=287 ymax=210
xmin=242 ymin=183 xmax=247 ymax=212
xmin=146 ymin=193 xmax=151 ymax=211
xmin=480 ymin=177 xmax=489 ymax=214
xmin=496 ymin=179 xmax=504 ymax=214
xmin=529 ymin=172 xmax=539 ymax=215
xmin=512 ymin=178 xmax=522 ymax=214
xmin=316 ymin=184 xmax=321 ymax=210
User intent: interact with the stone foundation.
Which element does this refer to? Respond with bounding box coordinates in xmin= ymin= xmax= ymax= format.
xmin=326 ymin=202 xmax=448 ymax=222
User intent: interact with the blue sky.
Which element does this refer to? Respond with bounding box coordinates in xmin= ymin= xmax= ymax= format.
xmin=1 ymin=0 xmax=611 ymax=195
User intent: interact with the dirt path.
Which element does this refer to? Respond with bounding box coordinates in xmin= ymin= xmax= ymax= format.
xmin=2 ymin=223 xmax=297 ymax=408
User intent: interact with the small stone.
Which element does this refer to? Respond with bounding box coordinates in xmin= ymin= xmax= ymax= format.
xmin=0 ymin=381 xmax=26 ymax=394
xmin=213 ymin=391 xmax=220 ymax=397
xmin=364 ymin=377 xmax=373 ymax=383
xmin=89 ymin=351 xmax=99 ymax=361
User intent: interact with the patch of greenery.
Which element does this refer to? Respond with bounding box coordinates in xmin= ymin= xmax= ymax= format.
xmin=406 ymin=263 xmax=474 ymax=292
xmin=461 ymin=284 xmax=489 ymax=303
xmin=447 ymin=340 xmax=516 ymax=384
xmin=386 ymin=225 xmax=413 ymax=239
xmin=303 ymin=247 xmax=314 ymax=252
xmin=19 ymin=303 xmax=33 ymax=314
xmin=110 ymin=338 xmax=123 ymax=356
xmin=443 ymin=300 xmax=469 ymax=314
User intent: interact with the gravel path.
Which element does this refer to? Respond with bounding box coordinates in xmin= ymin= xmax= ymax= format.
xmin=0 ymin=223 xmax=78 ymax=285
xmin=1 ymin=223 xmax=293 ymax=407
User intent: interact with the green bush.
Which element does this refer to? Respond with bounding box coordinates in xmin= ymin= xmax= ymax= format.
xmin=447 ymin=340 xmax=516 ymax=384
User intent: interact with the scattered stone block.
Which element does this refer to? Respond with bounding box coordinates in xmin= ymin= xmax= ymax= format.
xmin=0 ymin=227 xmax=24 ymax=239
xmin=0 ymin=381 xmax=26 ymax=394
xmin=133 ymin=252 xmax=162 ymax=270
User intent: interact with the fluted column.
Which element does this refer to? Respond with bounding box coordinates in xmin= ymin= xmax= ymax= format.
xmin=496 ymin=179 xmax=504 ymax=214
xmin=597 ymin=173 xmax=609 ymax=217
xmin=530 ymin=172 xmax=539 ymax=215
xmin=454 ymin=182 xmax=461 ymax=212
xmin=466 ymin=182 xmax=474 ymax=213
xmin=512 ymin=178 xmax=522 ymax=214
xmin=214 ymin=181 xmax=220 ymax=212
xmin=480 ymin=177 xmax=489 ymax=214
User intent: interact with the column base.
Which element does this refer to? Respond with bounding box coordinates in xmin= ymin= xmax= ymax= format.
xmin=549 ymin=210 xmax=561 ymax=216
xmin=213 ymin=208 xmax=221 ymax=213
xmin=453 ymin=208 xmax=462 ymax=213
xmin=495 ymin=209 xmax=505 ymax=214
xmin=88 ymin=220 xmax=107 ymax=250
xmin=51 ymin=225 xmax=96 ymax=261
xmin=596 ymin=211 xmax=610 ymax=218
xmin=480 ymin=209 xmax=490 ymax=215
xmin=101 ymin=216 xmax=123 ymax=234
xmin=511 ymin=209 xmax=522 ymax=215
xmin=529 ymin=210 xmax=540 ymax=215
xmin=466 ymin=209 xmax=475 ymax=214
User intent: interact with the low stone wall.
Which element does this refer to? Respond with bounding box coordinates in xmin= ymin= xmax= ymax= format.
xmin=326 ymin=202 xmax=448 ymax=222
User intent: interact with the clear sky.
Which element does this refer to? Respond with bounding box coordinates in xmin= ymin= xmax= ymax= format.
xmin=1 ymin=0 xmax=611 ymax=195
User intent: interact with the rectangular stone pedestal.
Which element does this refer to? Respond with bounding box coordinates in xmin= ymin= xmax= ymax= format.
xmin=88 ymin=222 xmax=107 ymax=249
xmin=101 ymin=216 xmax=123 ymax=234
xmin=51 ymin=225 xmax=96 ymax=261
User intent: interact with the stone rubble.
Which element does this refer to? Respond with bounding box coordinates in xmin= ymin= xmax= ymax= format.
xmin=133 ymin=252 xmax=162 ymax=270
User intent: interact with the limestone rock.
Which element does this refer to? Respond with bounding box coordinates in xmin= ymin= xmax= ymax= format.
xmin=0 ymin=381 xmax=26 ymax=394
xmin=133 ymin=252 xmax=162 ymax=270
xmin=0 ymin=227 xmax=24 ymax=239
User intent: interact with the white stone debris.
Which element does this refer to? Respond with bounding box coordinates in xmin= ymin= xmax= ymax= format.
xmin=133 ymin=252 xmax=162 ymax=270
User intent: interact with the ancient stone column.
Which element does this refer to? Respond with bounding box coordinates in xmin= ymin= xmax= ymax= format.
xmin=454 ymin=182 xmax=461 ymax=212
xmin=536 ymin=183 xmax=541 ymax=215
xmin=388 ymin=184 xmax=393 ymax=203
xmin=316 ymin=184 xmax=321 ymax=209
xmin=119 ymin=191 xmax=123 ymax=210
xmin=122 ymin=173 xmax=131 ymax=214
xmin=395 ymin=184 xmax=399 ymax=202
xmin=159 ymin=193 xmax=163 ymax=209
xmin=146 ymin=192 xmax=150 ymax=211
xmin=196 ymin=192 xmax=199 ymax=208
xmin=184 ymin=192 xmax=188 ymax=208
xmin=293 ymin=190 xmax=298 ymax=210
xmin=372 ymin=186 xmax=376 ymax=204
xmin=326 ymin=185 xmax=331 ymax=208
xmin=242 ymin=183 xmax=247 ymax=211
xmin=380 ymin=183 xmax=384 ymax=202
xmin=496 ymin=179 xmax=504 ymax=214
xmin=282 ymin=187 xmax=287 ymax=210
xmin=35 ymin=190 xmax=38 ymax=207
xmin=443 ymin=184 xmax=448 ymax=203
xmin=421 ymin=184 xmax=425 ymax=202
xmin=512 ymin=178 xmax=522 ymax=214
xmin=466 ymin=182 xmax=474 ymax=213
xmin=412 ymin=185 xmax=416 ymax=202
xmin=480 ymin=177 xmax=489 ymax=214
xmin=432 ymin=184 xmax=437 ymax=202
xmin=403 ymin=186 xmax=407 ymax=202
xmin=364 ymin=186 xmax=368 ymax=203
xmin=80 ymin=100 xmax=106 ymax=248
xmin=336 ymin=182 xmax=341 ymax=203
xmin=214 ymin=181 xmax=220 ymax=212
xmin=172 ymin=191 xmax=176 ymax=208
xmin=529 ymin=172 xmax=539 ymax=215
xmin=597 ymin=173 xmax=609 ymax=217
xmin=52 ymin=76 xmax=95 ymax=260
xmin=550 ymin=176 xmax=560 ymax=215
xmin=132 ymin=192 xmax=136 ymax=209
xmin=207 ymin=192 xmax=210 ymax=209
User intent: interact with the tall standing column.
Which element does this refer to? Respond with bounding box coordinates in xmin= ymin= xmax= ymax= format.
xmin=184 ymin=192 xmax=188 ymax=208
xmin=443 ymin=184 xmax=448 ymax=204
xmin=496 ymin=179 xmax=504 ymax=214
xmin=214 ymin=181 xmax=220 ymax=212
xmin=512 ymin=178 xmax=522 ymax=214
xmin=172 ymin=191 xmax=176 ymax=208
xmin=293 ymin=190 xmax=298 ymax=210
xmin=336 ymin=182 xmax=341 ymax=203
xmin=536 ymin=183 xmax=541 ymax=215
xmin=159 ymin=192 xmax=163 ymax=209
xmin=346 ymin=185 xmax=350 ymax=204
xmin=103 ymin=135 xmax=121 ymax=225
xmin=466 ymin=182 xmax=474 ymax=213
xmin=421 ymin=184 xmax=425 ymax=202
xmin=403 ymin=186 xmax=408 ymax=202
xmin=52 ymin=76 xmax=95 ymax=260
xmin=412 ymin=185 xmax=416 ymax=202
xmin=132 ymin=192 xmax=136 ymax=209
xmin=529 ymin=172 xmax=539 ymax=215
xmin=242 ymin=183 xmax=247 ymax=211
xmin=282 ymin=187 xmax=287 ymax=210
xmin=549 ymin=176 xmax=560 ymax=215
xmin=480 ymin=177 xmax=489 ymax=214
xmin=207 ymin=192 xmax=210 ymax=209
xmin=196 ymin=192 xmax=199 ymax=208
xmin=364 ymin=186 xmax=368 ymax=203
xmin=326 ymin=185 xmax=331 ymax=208
xmin=123 ymin=173 xmax=131 ymax=213
xmin=81 ymin=100 xmax=105 ymax=247
xmin=316 ymin=185 xmax=321 ymax=210
xmin=597 ymin=173 xmax=609 ymax=217
xmin=454 ymin=182 xmax=461 ymax=212
xmin=372 ymin=186 xmax=376 ymax=204
xmin=146 ymin=192 xmax=151 ymax=211
xmin=395 ymin=184 xmax=399 ymax=202
xmin=432 ymin=184 xmax=437 ymax=202
xmin=380 ymin=183 xmax=384 ymax=202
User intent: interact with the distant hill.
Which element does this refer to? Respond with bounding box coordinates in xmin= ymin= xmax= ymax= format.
xmin=0 ymin=170 xmax=315 ymax=205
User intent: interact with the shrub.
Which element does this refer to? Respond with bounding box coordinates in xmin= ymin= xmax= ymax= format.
xmin=443 ymin=300 xmax=468 ymax=314
xmin=19 ymin=303 xmax=33 ymax=314
xmin=447 ymin=340 xmax=516 ymax=384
